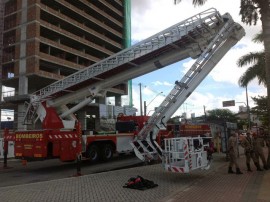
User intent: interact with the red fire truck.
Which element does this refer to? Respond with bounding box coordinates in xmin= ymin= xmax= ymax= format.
xmin=3 ymin=9 xmax=244 ymax=173
xmin=180 ymin=124 xmax=211 ymax=137
xmin=4 ymin=115 xmax=174 ymax=163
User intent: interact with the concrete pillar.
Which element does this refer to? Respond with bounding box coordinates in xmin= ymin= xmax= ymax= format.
xmin=0 ymin=1 xmax=4 ymax=125
xmin=115 ymin=95 xmax=122 ymax=106
xmin=95 ymin=97 xmax=106 ymax=104
xmin=19 ymin=1 xmax=28 ymax=94
xmin=17 ymin=105 xmax=26 ymax=130
xmin=53 ymin=68 xmax=60 ymax=75
xmin=77 ymin=111 xmax=87 ymax=130
xmin=17 ymin=1 xmax=28 ymax=130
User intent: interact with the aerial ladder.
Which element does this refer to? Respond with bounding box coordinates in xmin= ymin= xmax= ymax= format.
xmin=22 ymin=8 xmax=234 ymax=131
xmin=130 ymin=12 xmax=245 ymax=172
xmin=4 ymin=9 xmax=244 ymax=168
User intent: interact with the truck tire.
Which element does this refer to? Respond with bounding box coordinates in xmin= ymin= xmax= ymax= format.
xmin=101 ymin=144 xmax=113 ymax=161
xmin=86 ymin=145 xmax=100 ymax=163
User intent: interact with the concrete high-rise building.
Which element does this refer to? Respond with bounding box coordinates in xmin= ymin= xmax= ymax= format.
xmin=0 ymin=0 xmax=131 ymax=130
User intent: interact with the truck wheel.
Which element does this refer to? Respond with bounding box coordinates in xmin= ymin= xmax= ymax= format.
xmin=101 ymin=144 xmax=113 ymax=161
xmin=86 ymin=145 xmax=100 ymax=163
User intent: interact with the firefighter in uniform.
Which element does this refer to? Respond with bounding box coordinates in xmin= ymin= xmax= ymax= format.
xmin=253 ymin=128 xmax=268 ymax=170
xmin=259 ymin=127 xmax=270 ymax=168
xmin=265 ymin=133 xmax=270 ymax=167
xmin=228 ymin=131 xmax=243 ymax=174
xmin=241 ymin=132 xmax=262 ymax=171
xmin=266 ymin=135 xmax=270 ymax=167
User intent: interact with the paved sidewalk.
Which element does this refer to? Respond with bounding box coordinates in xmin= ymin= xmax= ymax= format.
xmin=161 ymin=151 xmax=270 ymax=202
xmin=0 ymin=150 xmax=269 ymax=202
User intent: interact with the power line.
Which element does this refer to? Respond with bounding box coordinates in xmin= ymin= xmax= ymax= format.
xmin=132 ymin=82 xmax=166 ymax=97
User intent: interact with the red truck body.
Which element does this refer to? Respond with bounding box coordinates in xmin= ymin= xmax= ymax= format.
xmin=180 ymin=124 xmax=211 ymax=137
xmin=3 ymin=115 xmax=174 ymax=162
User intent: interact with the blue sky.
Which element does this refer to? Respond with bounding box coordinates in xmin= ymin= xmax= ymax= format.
xmin=125 ymin=0 xmax=266 ymax=118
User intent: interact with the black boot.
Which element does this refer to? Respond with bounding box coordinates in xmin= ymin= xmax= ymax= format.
xmin=247 ymin=163 xmax=252 ymax=172
xmin=263 ymin=165 xmax=268 ymax=170
xmin=228 ymin=167 xmax=234 ymax=174
xmin=236 ymin=168 xmax=243 ymax=175
xmin=255 ymin=163 xmax=263 ymax=171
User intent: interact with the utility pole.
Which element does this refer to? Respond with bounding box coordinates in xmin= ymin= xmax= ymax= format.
xmin=203 ymin=105 xmax=206 ymax=121
xmin=246 ymin=86 xmax=251 ymax=130
xmin=144 ymin=101 xmax=146 ymax=116
xmin=144 ymin=92 xmax=163 ymax=116
xmin=139 ymin=83 xmax=142 ymax=116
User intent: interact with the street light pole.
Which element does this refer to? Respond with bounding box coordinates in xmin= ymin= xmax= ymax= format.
xmin=236 ymin=100 xmax=251 ymax=130
xmin=246 ymin=86 xmax=251 ymax=130
xmin=144 ymin=101 xmax=147 ymax=116
xmin=139 ymin=83 xmax=142 ymax=116
xmin=145 ymin=92 xmax=163 ymax=115
xmin=203 ymin=105 xmax=207 ymax=121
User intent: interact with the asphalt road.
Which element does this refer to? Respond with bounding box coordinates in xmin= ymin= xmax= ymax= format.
xmin=0 ymin=154 xmax=143 ymax=188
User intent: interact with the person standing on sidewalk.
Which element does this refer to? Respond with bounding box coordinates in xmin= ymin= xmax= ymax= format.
xmin=253 ymin=129 xmax=268 ymax=170
xmin=265 ymin=134 xmax=270 ymax=168
xmin=241 ymin=132 xmax=263 ymax=171
xmin=228 ymin=131 xmax=243 ymax=174
xmin=259 ymin=127 xmax=270 ymax=168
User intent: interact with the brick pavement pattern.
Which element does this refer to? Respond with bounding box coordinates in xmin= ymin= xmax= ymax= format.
xmin=0 ymin=151 xmax=269 ymax=202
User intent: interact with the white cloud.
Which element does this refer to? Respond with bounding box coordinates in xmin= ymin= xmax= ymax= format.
xmin=151 ymin=81 xmax=163 ymax=86
xmin=152 ymin=81 xmax=173 ymax=86
xmin=163 ymin=81 xmax=173 ymax=86
xmin=131 ymin=0 xmax=259 ymax=40
xmin=182 ymin=42 xmax=263 ymax=86
xmin=143 ymin=86 xmax=155 ymax=96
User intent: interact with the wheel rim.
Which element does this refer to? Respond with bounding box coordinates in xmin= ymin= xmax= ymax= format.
xmin=105 ymin=147 xmax=112 ymax=159
xmin=91 ymin=152 xmax=97 ymax=160
xmin=89 ymin=149 xmax=98 ymax=160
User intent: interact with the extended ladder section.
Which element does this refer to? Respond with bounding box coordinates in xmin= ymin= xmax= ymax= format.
xmin=131 ymin=14 xmax=245 ymax=162
xmin=23 ymin=8 xmax=226 ymax=125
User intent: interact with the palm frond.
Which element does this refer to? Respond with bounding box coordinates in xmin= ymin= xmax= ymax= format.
xmin=252 ymin=31 xmax=263 ymax=43
xmin=192 ymin=0 xmax=208 ymax=6
xmin=238 ymin=66 xmax=259 ymax=87
xmin=238 ymin=58 xmax=266 ymax=87
xmin=240 ymin=1 xmax=259 ymax=25
xmin=174 ymin=0 xmax=207 ymax=6
xmin=237 ymin=52 xmax=264 ymax=67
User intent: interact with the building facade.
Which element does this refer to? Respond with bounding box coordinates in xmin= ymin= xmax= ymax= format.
xmin=0 ymin=0 xmax=131 ymax=129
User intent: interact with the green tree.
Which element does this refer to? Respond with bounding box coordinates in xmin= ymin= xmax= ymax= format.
xmin=167 ymin=115 xmax=182 ymax=123
xmin=174 ymin=0 xmax=270 ymax=130
xmin=237 ymin=119 xmax=249 ymax=131
xmin=237 ymin=51 xmax=266 ymax=87
xmin=206 ymin=108 xmax=237 ymax=123
xmin=250 ymin=95 xmax=268 ymax=126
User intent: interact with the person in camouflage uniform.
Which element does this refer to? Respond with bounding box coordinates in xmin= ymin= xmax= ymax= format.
xmin=254 ymin=128 xmax=268 ymax=170
xmin=228 ymin=131 xmax=243 ymax=174
xmin=265 ymin=135 xmax=270 ymax=168
xmin=241 ymin=132 xmax=263 ymax=171
xmin=260 ymin=128 xmax=270 ymax=168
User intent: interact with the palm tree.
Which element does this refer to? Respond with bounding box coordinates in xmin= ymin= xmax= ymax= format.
xmin=237 ymin=52 xmax=265 ymax=87
xmin=237 ymin=32 xmax=266 ymax=87
xmin=174 ymin=0 xmax=270 ymax=129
